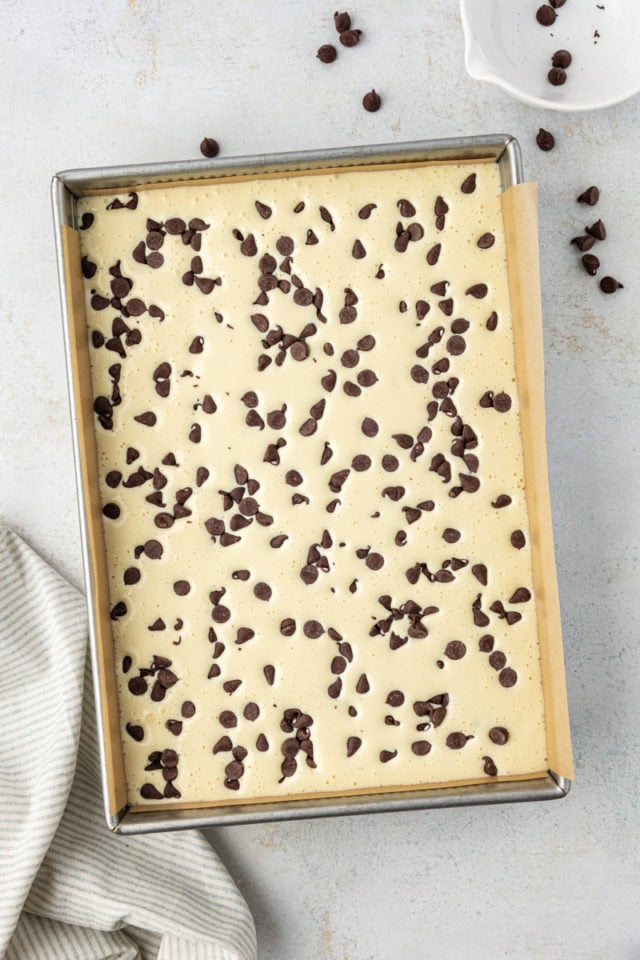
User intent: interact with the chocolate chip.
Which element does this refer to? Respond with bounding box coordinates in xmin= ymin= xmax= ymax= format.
xmin=461 ymin=173 xmax=476 ymax=194
xmin=446 ymin=732 xmax=471 ymax=750
xmin=536 ymin=5 xmax=556 ymax=25
xmin=352 ymin=239 xmax=366 ymax=259
xmin=426 ymin=243 xmax=441 ymax=266
xmin=243 ymin=702 xmax=260 ymax=722
xmin=346 ymin=736 xmax=362 ymax=757
xmin=548 ymin=66 xmax=567 ymax=85
xmin=340 ymin=29 xmax=362 ymax=47
xmin=499 ymin=667 xmax=518 ymax=688
xmin=442 ymin=527 xmax=460 ymax=543
xmin=236 ymin=627 xmax=255 ymax=645
xmin=264 ymin=664 xmax=276 ymax=685
xmin=510 ymin=529 xmax=526 ymax=549
xmin=219 ymin=710 xmax=237 ymax=729
xmin=586 ymin=219 xmax=606 ymax=241
xmin=270 ymin=534 xmax=288 ymax=548
xmin=551 ymin=49 xmax=572 ymax=70
xmin=140 ymin=784 xmax=163 ymax=800
xmin=447 ymin=335 xmax=466 ymax=356
xmin=577 ymin=186 xmax=600 ymax=206
xmin=477 ymin=232 xmax=495 ymax=249
xmin=358 ymin=203 xmax=377 ymax=219
xmin=361 ymin=417 xmax=379 ymax=437
xmin=334 ymin=10 xmax=351 ymax=31
xmin=489 ymin=726 xmax=509 ymax=745
xmin=317 ymin=43 xmax=337 ymax=62
xmin=200 ymin=137 xmax=219 ymax=158
xmin=356 ymin=673 xmax=370 ymax=694
xmin=79 ymin=212 xmax=94 ymax=230
xmin=483 ymin=756 xmax=498 ymax=777
xmin=143 ymin=539 xmax=163 ymax=559
xmin=380 ymin=749 xmax=397 ymax=763
xmin=256 ymin=734 xmax=269 ymax=752
xmin=352 ymin=454 xmax=372 ymax=472
xmin=386 ymin=690 xmax=404 ymax=707
xmin=213 ymin=736 xmax=232 ymax=754
xmin=255 ymin=200 xmax=272 ymax=220
xmin=600 ymin=276 xmax=624 ymax=294
xmin=134 ymin=412 xmax=157 ymax=426
xmin=493 ymin=391 xmax=512 ymax=413
xmin=303 ymin=620 xmax=324 ymax=639
xmin=470 ymin=564 xmax=487 ymax=586
xmin=254 ymin=582 xmax=272 ymax=601
xmin=536 ymin=128 xmax=555 ymax=152
xmin=580 ymin=253 xmax=600 ymax=276
xmin=489 ymin=650 xmax=507 ymax=671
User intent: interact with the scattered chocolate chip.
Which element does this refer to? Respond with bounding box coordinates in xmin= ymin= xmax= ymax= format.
xmin=536 ymin=128 xmax=555 ymax=151
xmin=510 ymin=529 xmax=526 ymax=549
xmin=577 ymin=186 xmax=600 ymax=206
xmin=254 ymin=582 xmax=272 ymax=601
xmin=461 ymin=173 xmax=477 ymax=194
xmin=134 ymin=411 xmax=157 ymax=426
xmin=200 ymin=137 xmax=219 ymax=158
xmin=380 ymin=749 xmax=397 ymax=763
xmin=264 ymin=664 xmax=276 ymax=685
xmin=358 ymin=203 xmax=377 ymax=219
xmin=552 ymin=49 xmax=572 ymax=69
xmin=548 ymin=66 xmax=567 ymax=85
xmin=340 ymin=29 xmax=362 ymax=47
xmin=346 ymin=736 xmax=362 ymax=757
xmin=352 ymin=239 xmax=366 ymax=259
xmin=446 ymin=732 xmax=471 ymax=750
xmin=582 ymin=253 xmax=600 ymax=276
xmin=483 ymin=756 xmax=498 ymax=777
xmin=317 ymin=43 xmax=337 ymax=62
xmin=303 ymin=619 xmax=324 ymax=639
xmin=536 ymin=5 xmax=556 ymax=26
xmin=600 ymin=276 xmax=624 ymax=294
xmin=412 ymin=740 xmax=431 ymax=756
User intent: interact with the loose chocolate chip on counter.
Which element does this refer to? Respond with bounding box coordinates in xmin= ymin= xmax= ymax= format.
xmin=548 ymin=67 xmax=567 ymax=86
xmin=586 ymin=219 xmax=606 ymax=241
xmin=340 ymin=29 xmax=362 ymax=47
xmin=536 ymin=128 xmax=555 ymax=151
xmin=200 ymin=137 xmax=219 ymax=158
xmin=581 ymin=254 xmax=600 ymax=276
xmin=334 ymin=10 xmax=351 ymax=31
xmin=317 ymin=43 xmax=337 ymax=62
xmin=536 ymin=5 xmax=556 ymax=25
xmin=510 ymin=529 xmax=526 ymax=550
xmin=362 ymin=89 xmax=382 ymax=112
xmin=552 ymin=49 xmax=572 ymax=68
xmin=571 ymin=234 xmax=596 ymax=252
xmin=550 ymin=0 xmax=565 ymax=5
xmin=600 ymin=276 xmax=624 ymax=294
xmin=577 ymin=186 xmax=600 ymax=206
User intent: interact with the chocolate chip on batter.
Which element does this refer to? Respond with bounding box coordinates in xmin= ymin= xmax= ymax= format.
xmin=352 ymin=239 xmax=366 ymax=259
xmin=499 ymin=668 xmax=518 ymax=688
xmin=461 ymin=173 xmax=476 ymax=194
xmin=303 ymin=620 xmax=324 ymax=639
xmin=380 ymin=749 xmax=397 ymax=763
xmin=346 ymin=736 xmax=362 ymax=758
xmin=442 ymin=527 xmax=460 ymax=543
xmin=263 ymin=664 xmax=276 ymax=686
xmin=483 ymin=756 xmax=498 ymax=777
xmin=477 ymin=232 xmax=495 ymax=249
xmin=510 ymin=529 xmax=526 ymax=550
xmin=489 ymin=726 xmax=510 ymax=745
xmin=489 ymin=651 xmax=507 ymax=671
xmin=358 ymin=203 xmax=377 ymax=219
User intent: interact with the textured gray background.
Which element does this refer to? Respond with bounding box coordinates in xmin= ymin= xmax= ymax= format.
xmin=1 ymin=1 xmax=638 ymax=958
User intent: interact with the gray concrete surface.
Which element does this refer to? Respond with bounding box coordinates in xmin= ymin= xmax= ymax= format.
xmin=1 ymin=1 xmax=638 ymax=957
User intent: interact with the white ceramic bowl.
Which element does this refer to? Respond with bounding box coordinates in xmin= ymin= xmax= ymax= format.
xmin=460 ymin=0 xmax=640 ymax=111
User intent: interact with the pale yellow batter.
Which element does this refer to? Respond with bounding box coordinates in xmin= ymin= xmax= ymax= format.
xmin=77 ymin=161 xmax=547 ymax=806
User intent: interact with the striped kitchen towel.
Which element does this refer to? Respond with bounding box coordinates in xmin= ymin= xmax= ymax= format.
xmin=0 ymin=527 xmax=256 ymax=960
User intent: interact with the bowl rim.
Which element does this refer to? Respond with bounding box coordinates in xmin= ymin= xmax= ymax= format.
xmin=459 ymin=0 xmax=640 ymax=112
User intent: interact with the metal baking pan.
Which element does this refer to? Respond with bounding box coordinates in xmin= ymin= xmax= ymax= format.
xmin=52 ymin=135 xmax=572 ymax=834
